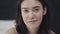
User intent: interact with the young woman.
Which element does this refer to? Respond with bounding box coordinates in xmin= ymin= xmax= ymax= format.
xmin=5 ymin=0 xmax=56 ymax=34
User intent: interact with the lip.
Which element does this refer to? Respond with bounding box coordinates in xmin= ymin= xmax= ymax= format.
xmin=29 ymin=20 xmax=37 ymax=22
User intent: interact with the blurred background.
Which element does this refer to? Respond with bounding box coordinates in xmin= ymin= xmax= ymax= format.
xmin=0 ymin=0 xmax=17 ymax=34
xmin=0 ymin=0 xmax=60 ymax=34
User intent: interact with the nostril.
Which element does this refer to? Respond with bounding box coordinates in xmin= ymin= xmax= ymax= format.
xmin=29 ymin=14 xmax=35 ymax=19
xmin=28 ymin=12 xmax=35 ymax=18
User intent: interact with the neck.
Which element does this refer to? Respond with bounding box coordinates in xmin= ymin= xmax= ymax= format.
xmin=27 ymin=26 xmax=39 ymax=34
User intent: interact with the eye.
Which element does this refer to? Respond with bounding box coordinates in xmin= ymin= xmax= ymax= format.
xmin=35 ymin=8 xmax=39 ymax=11
xmin=24 ymin=10 xmax=29 ymax=13
xmin=33 ymin=8 xmax=40 ymax=12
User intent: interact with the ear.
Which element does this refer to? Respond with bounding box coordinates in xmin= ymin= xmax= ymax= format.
xmin=43 ymin=8 xmax=47 ymax=15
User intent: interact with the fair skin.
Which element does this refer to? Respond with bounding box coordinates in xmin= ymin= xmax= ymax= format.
xmin=5 ymin=0 xmax=56 ymax=34
xmin=21 ymin=0 xmax=47 ymax=34
xmin=5 ymin=27 xmax=55 ymax=34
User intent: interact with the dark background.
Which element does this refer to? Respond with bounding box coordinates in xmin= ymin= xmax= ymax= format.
xmin=0 ymin=0 xmax=60 ymax=34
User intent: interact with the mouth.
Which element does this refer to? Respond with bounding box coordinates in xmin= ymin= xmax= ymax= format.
xmin=29 ymin=20 xmax=37 ymax=22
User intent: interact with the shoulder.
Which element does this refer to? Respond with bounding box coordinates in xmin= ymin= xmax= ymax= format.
xmin=5 ymin=27 xmax=18 ymax=34
xmin=49 ymin=30 xmax=56 ymax=34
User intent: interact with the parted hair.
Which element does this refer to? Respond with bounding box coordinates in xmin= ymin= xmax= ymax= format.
xmin=15 ymin=0 xmax=52 ymax=34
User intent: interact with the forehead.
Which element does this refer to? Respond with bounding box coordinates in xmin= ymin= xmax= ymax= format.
xmin=21 ymin=0 xmax=42 ymax=8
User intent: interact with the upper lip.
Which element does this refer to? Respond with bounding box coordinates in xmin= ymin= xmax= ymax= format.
xmin=29 ymin=20 xmax=37 ymax=22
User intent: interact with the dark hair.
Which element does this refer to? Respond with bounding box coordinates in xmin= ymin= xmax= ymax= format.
xmin=15 ymin=0 xmax=51 ymax=34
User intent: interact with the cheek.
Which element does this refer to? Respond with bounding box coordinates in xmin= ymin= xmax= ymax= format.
xmin=22 ymin=14 xmax=28 ymax=22
xmin=36 ymin=11 xmax=44 ymax=22
xmin=36 ymin=11 xmax=43 ymax=18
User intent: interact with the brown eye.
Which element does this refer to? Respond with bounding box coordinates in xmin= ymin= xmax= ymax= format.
xmin=35 ymin=8 xmax=39 ymax=11
xmin=33 ymin=8 xmax=39 ymax=12
xmin=24 ymin=10 xmax=29 ymax=13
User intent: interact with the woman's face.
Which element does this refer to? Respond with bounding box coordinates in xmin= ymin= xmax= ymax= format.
xmin=21 ymin=0 xmax=47 ymax=28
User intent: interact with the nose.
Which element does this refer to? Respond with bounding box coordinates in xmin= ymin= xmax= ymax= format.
xmin=28 ymin=12 xmax=35 ymax=19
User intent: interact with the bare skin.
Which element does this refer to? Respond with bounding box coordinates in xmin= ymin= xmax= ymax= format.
xmin=21 ymin=0 xmax=47 ymax=34
xmin=5 ymin=27 xmax=56 ymax=34
xmin=5 ymin=0 xmax=56 ymax=34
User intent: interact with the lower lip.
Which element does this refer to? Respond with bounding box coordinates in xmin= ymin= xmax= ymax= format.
xmin=29 ymin=20 xmax=37 ymax=22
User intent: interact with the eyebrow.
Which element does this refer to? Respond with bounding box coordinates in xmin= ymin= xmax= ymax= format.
xmin=22 ymin=8 xmax=28 ymax=9
xmin=22 ymin=6 xmax=40 ymax=9
xmin=33 ymin=6 xmax=40 ymax=8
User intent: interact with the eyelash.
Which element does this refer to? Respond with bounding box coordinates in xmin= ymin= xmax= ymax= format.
xmin=34 ymin=8 xmax=39 ymax=11
xmin=33 ymin=8 xmax=40 ymax=12
xmin=23 ymin=8 xmax=40 ymax=13
xmin=24 ymin=10 xmax=29 ymax=12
